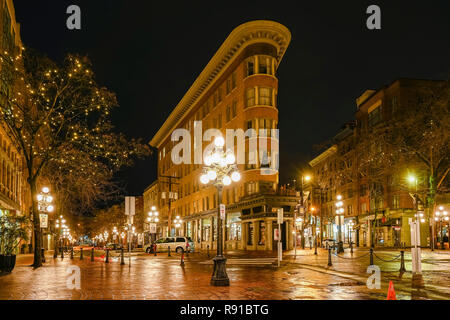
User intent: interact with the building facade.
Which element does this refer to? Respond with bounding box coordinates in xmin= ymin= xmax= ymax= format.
xmin=309 ymin=79 xmax=449 ymax=248
xmin=149 ymin=20 xmax=299 ymax=251
xmin=0 ymin=0 xmax=31 ymax=253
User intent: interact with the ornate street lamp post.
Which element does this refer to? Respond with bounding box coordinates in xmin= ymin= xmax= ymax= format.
xmin=335 ymin=194 xmax=344 ymax=253
xmin=200 ymin=136 xmax=240 ymax=286
xmin=147 ymin=206 xmax=160 ymax=242
xmin=37 ymin=187 xmax=54 ymax=255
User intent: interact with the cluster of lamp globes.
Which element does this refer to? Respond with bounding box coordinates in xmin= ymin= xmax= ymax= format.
xmin=125 ymin=225 xmax=137 ymax=235
xmin=174 ymin=215 xmax=182 ymax=228
xmin=147 ymin=206 xmax=159 ymax=223
xmin=335 ymin=195 xmax=344 ymax=214
xmin=199 ymin=137 xmax=240 ymax=186
xmin=37 ymin=187 xmax=54 ymax=213
xmin=55 ymin=215 xmax=70 ymax=238
xmin=435 ymin=206 xmax=449 ymax=222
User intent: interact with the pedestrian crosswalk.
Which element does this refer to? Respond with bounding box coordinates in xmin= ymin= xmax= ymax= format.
xmin=200 ymin=258 xmax=276 ymax=265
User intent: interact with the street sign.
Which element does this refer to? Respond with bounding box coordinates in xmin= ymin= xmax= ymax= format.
xmin=39 ymin=214 xmax=48 ymax=228
xmin=277 ymin=208 xmax=283 ymax=224
xmin=220 ymin=204 xmax=226 ymax=220
xmin=150 ymin=223 xmax=157 ymax=233
xmin=128 ymin=215 xmax=134 ymax=225
xmin=125 ymin=196 xmax=135 ymax=216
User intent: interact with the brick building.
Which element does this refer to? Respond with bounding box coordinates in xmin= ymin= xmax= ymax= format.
xmin=309 ymin=79 xmax=449 ymax=248
xmin=148 ymin=20 xmax=299 ymax=252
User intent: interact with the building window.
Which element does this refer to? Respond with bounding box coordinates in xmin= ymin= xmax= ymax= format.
xmin=368 ymin=105 xmax=382 ymax=127
xmin=361 ymin=202 xmax=367 ymax=213
xmin=391 ymin=96 xmax=398 ymax=114
xmin=226 ymin=105 xmax=231 ymax=122
xmin=347 ymin=205 xmax=353 ymax=215
xmin=226 ymin=79 xmax=231 ymax=94
xmin=232 ymin=100 xmax=237 ymax=118
xmin=231 ymin=72 xmax=237 ymax=89
xmin=218 ymin=88 xmax=223 ymax=102
xmin=392 ymin=195 xmax=400 ymax=209
xmin=259 ymin=87 xmax=273 ymax=106
xmin=246 ymin=58 xmax=254 ymax=76
xmin=218 ymin=113 xmax=222 ymax=128
xmin=258 ymin=56 xmax=273 ymax=75
xmin=246 ymin=88 xmax=255 ymax=107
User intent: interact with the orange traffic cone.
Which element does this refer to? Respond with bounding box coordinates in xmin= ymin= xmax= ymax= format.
xmin=387 ymin=281 xmax=396 ymax=300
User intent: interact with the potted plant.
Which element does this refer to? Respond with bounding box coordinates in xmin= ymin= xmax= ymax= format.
xmin=0 ymin=213 xmax=29 ymax=273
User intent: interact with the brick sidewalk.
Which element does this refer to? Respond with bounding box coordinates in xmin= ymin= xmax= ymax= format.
xmin=0 ymin=247 xmax=448 ymax=300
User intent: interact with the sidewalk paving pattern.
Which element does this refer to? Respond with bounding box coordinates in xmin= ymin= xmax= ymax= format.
xmin=0 ymin=247 xmax=449 ymax=300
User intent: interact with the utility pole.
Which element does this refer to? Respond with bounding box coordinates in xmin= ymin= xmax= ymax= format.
xmin=159 ymin=175 xmax=180 ymax=237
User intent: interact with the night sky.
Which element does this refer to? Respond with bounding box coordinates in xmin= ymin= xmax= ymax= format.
xmin=13 ymin=1 xmax=450 ymax=196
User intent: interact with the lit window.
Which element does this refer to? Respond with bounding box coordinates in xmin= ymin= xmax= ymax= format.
xmin=246 ymin=88 xmax=255 ymax=107
xmin=258 ymin=56 xmax=272 ymax=75
xmin=246 ymin=58 xmax=254 ymax=76
xmin=259 ymin=87 xmax=273 ymax=106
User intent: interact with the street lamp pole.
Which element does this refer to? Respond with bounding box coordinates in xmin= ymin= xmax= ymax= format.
xmin=335 ymin=195 xmax=344 ymax=253
xmin=200 ymin=136 xmax=240 ymax=287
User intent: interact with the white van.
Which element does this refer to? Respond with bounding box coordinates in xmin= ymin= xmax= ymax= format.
xmin=144 ymin=237 xmax=194 ymax=254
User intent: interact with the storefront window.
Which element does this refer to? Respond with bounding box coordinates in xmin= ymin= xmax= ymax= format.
xmin=258 ymin=221 xmax=266 ymax=245
xmin=247 ymin=223 xmax=254 ymax=245
xmin=202 ymin=219 xmax=210 ymax=242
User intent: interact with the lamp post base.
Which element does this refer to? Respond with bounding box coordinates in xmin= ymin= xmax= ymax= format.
xmin=337 ymin=241 xmax=344 ymax=253
xmin=210 ymin=256 xmax=229 ymax=286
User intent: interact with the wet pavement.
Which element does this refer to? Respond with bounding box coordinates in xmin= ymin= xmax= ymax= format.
xmin=0 ymin=247 xmax=449 ymax=300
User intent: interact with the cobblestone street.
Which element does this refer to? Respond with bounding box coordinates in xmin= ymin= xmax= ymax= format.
xmin=1 ymin=247 xmax=449 ymax=300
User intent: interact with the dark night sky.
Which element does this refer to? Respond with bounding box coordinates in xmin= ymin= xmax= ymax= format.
xmin=12 ymin=1 xmax=450 ymax=196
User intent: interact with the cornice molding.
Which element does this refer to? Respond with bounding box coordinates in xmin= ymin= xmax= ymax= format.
xmin=150 ymin=20 xmax=291 ymax=148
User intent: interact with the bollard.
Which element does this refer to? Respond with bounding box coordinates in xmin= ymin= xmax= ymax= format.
xmin=350 ymin=241 xmax=353 ymax=254
xmin=70 ymin=247 xmax=74 ymax=259
xmin=180 ymin=252 xmax=185 ymax=266
xmin=91 ymin=247 xmax=94 ymax=261
xmin=121 ymin=248 xmax=125 ymax=265
xmin=399 ymin=250 xmax=406 ymax=272
xmin=327 ymin=248 xmax=332 ymax=266
xmin=168 ymin=246 xmax=171 ymax=257
xmin=61 ymin=246 xmax=64 ymax=259
xmin=154 ymin=244 xmax=157 ymax=256
xmin=369 ymin=248 xmax=374 ymax=265
xmin=314 ymin=237 xmax=318 ymax=255
xmin=105 ymin=248 xmax=109 ymax=263
xmin=41 ymin=248 xmax=46 ymax=263
xmin=80 ymin=247 xmax=83 ymax=260
xmin=207 ymin=244 xmax=210 ymax=258
xmin=310 ymin=238 xmax=312 ymax=250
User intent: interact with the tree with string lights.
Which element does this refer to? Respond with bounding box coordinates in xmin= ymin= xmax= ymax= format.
xmin=0 ymin=48 xmax=150 ymax=267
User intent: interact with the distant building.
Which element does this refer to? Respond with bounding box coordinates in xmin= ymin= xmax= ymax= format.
xmin=310 ymin=79 xmax=449 ymax=248
xmin=148 ymin=20 xmax=298 ymax=251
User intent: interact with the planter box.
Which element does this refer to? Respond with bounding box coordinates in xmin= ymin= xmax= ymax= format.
xmin=0 ymin=254 xmax=16 ymax=273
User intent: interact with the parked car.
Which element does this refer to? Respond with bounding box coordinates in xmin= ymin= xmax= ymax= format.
xmin=144 ymin=237 xmax=194 ymax=254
